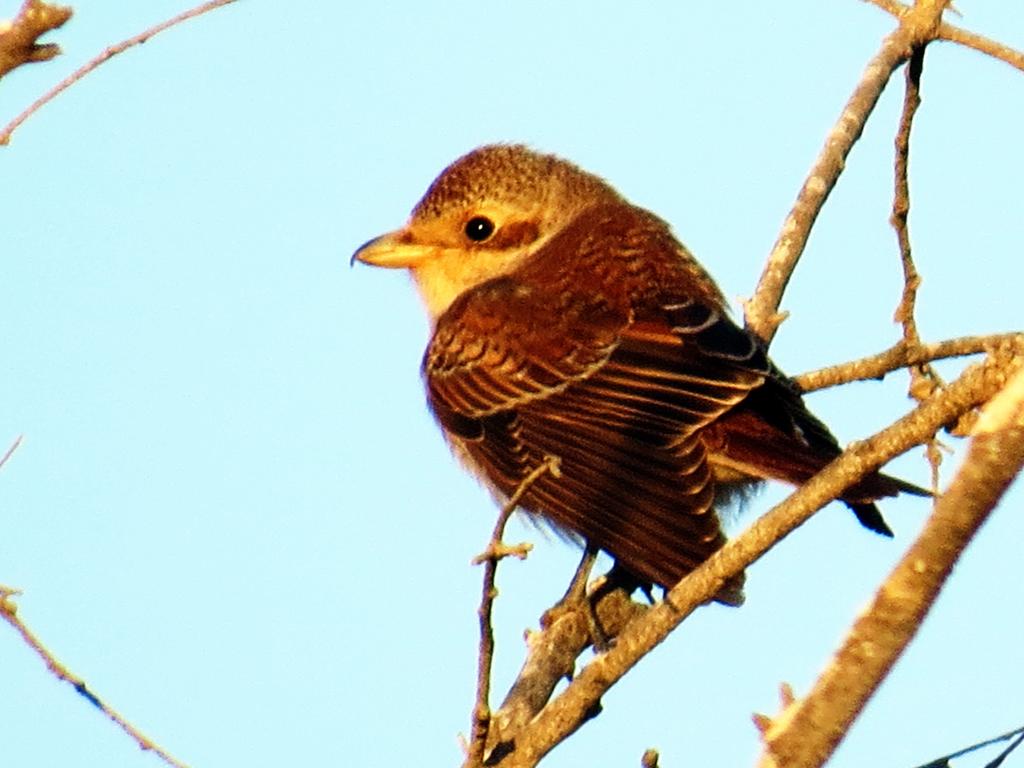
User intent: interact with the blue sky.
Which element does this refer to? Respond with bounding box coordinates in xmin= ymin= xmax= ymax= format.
xmin=2 ymin=2 xmax=1022 ymax=766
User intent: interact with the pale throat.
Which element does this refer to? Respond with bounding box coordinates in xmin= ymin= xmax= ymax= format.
xmin=409 ymin=246 xmax=535 ymax=324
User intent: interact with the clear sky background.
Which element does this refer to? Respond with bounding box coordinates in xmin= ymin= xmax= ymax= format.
xmin=2 ymin=2 xmax=1022 ymax=767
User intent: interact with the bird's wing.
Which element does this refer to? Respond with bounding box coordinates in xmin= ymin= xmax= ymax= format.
xmin=425 ymin=277 xmax=768 ymax=595
xmin=423 ymin=201 xmax=770 ymax=425
xmin=424 ymin=275 xmax=625 ymax=422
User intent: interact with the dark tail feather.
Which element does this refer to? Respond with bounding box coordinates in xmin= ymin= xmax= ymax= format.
xmin=882 ymin=475 xmax=932 ymax=498
xmin=843 ymin=471 xmax=931 ymax=537
xmin=846 ymin=501 xmax=894 ymax=537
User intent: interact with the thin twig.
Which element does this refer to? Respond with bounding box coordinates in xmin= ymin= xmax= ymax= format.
xmin=890 ymin=44 xmax=948 ymax=490
xmin=891 ymin=45 xmax=931 ymax=386
xmin=0 ymin=434 xmax=24 ymax=471
xmin=939 ymin=24 xmax=1024 ymax=73
xmin=465 ymin=456 xmax=560 ymax=768
xmin=891 ymin=48 xmax=923 ymax=341
xmin=758 ymin=363 xmax=1024 ymax=768
xmin=0 ymin=0 xmax=238 ymax=146
xmin=793 ymin=333 xmax=1023 ymax=393
xmin=988 ymin=730 xmax=1024 ymax=768
xmin=0 ymin=586 xmax=190 ymax=768
xmin=911 ymin=723 xmax=1024 ymax=768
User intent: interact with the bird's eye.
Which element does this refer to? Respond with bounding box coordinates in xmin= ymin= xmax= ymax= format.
xmin=464 ymin=216 xmax=496 ymax=242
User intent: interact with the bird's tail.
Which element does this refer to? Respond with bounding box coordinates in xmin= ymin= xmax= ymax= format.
xmin=708 ymin=406 xmax=932 ymax=536
xmin=843 ymin=472 xmax=931 ymax=536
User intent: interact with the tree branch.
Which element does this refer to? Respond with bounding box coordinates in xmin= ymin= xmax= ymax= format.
xmin=0 ymin=586 xmax=191 ymax=768
xmin=864 ymin=0 xmax=1024 ymax=74
xmin=793 ymin=333 xmax=1023 ymax=393
xmin=939 ymin=23 xmax=1024 ymax=73
xmin=758 ymin=362 xmax=1024 ymax=768
xmin=889 ymin=43 xmax=950 ymax=489
xmin=481 ymin=580 xmax=646 ymax=765
xmin=0 ymin=0 xmax=71 ymax=79
xmin=912 ymin=723 xmax=1024 ymax=768
xmin=465 ymin=457 xmax=558 ymax=768
xmin=891 ymin=46 xmax=926 ymax=361
xmin=0 ymin=434 xmax=24 ymax=471
xmin=0 ymin=0 xmax=238 ymax=146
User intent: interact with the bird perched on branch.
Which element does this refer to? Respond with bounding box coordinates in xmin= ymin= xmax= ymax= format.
xmin=353 ymin=144 xmax=925 ymax=604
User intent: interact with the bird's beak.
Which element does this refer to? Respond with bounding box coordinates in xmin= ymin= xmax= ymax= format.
xmin=351 ymin=229 xmax=437 ymax=269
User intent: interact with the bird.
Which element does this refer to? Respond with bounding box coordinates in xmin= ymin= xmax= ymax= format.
xmin=353 ymin=144 xmax=926 ymax=604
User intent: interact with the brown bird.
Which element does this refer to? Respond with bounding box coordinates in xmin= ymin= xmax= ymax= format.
xmin=353 ymin=144 xmax=925 ymax=603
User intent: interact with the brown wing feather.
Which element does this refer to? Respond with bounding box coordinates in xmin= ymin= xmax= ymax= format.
xmin=425 ymin=262 xmax=766 ymax=601
xmin=426 ymin=275 xmax=623 ymax=417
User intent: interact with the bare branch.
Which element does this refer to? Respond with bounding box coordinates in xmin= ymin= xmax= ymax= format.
xmin=912 ymin=724 xmax=1024 ymax=768
xmin=0 ymin=0 xmax=71 ymax=79
xmin=0 ymin=586 xmax=191 ymax=768
xmin=891 ymin=46 xmax=926 ymax=357
xmin=0 ymin=434 xmax=24 ymax=471
xmin=483 ymin=580 xmax=646 ymax=764
xmin=889 ymin=44 xmax=949 ymax=489
xmin=744 ymin=0 xmax=951 ymax=343
xmin=939 ymin=24 xmax=1024 ymax=73
xmin=758 ymin=363 xmax=1024 ymax=768
xmin=465 ymin=456 xmax=559 ymax=768
xmin=0 ymin=0 xmax=238 ymax=146
xmin=793 ymin=334 xmax=1023 ymax=393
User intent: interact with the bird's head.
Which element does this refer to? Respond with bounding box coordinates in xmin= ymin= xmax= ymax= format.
xmin=353 ymin=144 xmax=622 ymax=322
